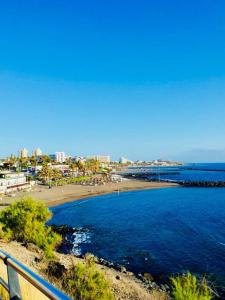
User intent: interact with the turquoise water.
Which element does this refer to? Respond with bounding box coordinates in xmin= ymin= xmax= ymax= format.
xmin=50 ymin=186 xmax=225 ymax=287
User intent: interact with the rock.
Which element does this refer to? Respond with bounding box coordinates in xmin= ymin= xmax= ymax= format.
xmin=116 ymin=275 xmax=121 ymax=280
xmin=23 ymin=243 xmax=42 ymax=254
xmin=34 ymin=256 xmax=41 ymax=263
xmin=164 ymin=284 xmax=170 ymax=291
xmin=50 ymin=224 xmax=76 ymax=235
xmin=160 ymin=284 xmax=167 ymax=292
xmin=47 ymin=261 xmax=66 ymax=279
xmin=116 ymin=265 xmax=126 ymax=273
xmin=126 ymin=271 xmax=134 ymax=276
xmin=143 ymin=272 xmax=154 ymax=282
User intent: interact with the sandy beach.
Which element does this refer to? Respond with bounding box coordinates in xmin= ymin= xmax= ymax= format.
xmin=2 ymin=179 xmax=178 ymax=207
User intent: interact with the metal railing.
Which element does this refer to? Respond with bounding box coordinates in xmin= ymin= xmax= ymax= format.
xmin=0 ymin=250 xmax=71 ymax=300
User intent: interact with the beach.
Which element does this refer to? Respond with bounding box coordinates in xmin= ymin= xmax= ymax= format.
xmin=3 ymin=179 xmax=178 ymax=207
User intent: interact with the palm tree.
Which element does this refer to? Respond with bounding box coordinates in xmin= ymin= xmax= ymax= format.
xmin=5 ymin=155 xmax=18 ymax=170
xmin=69 ymin=163 xmax=79 ymax=177
xmin=86 ymin=159 xmax=100 ymax=174
xmin=51 ymin=168 xmax=63 ymax=180
xmin=30 ymin=155 xmax=37 ymax=166
xmin=37 ymin=165 xmax=54 ymax=184
xmin=19 ymin=157 xmax=30 ymax=170
xmin=38 ymin=155 xmax=52 ymax=165
xmin=74 ymin=160 xmax=87 ymax=176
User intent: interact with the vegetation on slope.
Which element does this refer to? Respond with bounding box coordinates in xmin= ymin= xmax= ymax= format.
xmin=0 ymin=196 xmax=61 ymax=258
xmin=0 ymin=198 xmax=114 ymax=300
xmin=171 ymin=272 xmax=213 ymax=300
xmin=62 ymin=254 xmax=114 ymax=300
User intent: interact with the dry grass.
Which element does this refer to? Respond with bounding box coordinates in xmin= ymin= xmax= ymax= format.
xmin=150 ymin=290 xmax=170 ymax=300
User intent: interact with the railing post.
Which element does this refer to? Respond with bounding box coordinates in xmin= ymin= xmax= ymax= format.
xmin=5 ymin=258 xmax=22 ymax=300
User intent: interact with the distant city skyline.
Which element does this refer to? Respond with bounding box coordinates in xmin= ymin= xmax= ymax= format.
xmin=1 ymin=1 xmax=225 ymax=162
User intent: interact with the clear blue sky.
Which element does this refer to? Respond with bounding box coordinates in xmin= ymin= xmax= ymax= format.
xmin=1 ymin=0 xmax=225 ymax=162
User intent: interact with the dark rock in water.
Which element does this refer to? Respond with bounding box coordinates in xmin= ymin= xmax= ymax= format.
xmin=50 ymin=224 xmax=78 ymax=254
xmin=50 ymin=224 xmax=92 ymax=255
xmin=99 ymin=258 xmax=108 ymax=266
xmin=50 ymin=224 xmax=76 ymax=235
xmin=116 ymin=275 xmax=121 ymax=280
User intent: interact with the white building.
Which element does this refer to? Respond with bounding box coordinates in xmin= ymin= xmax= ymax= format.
xmin=0 ymin=172 xmax=30 ymax=194
xmin=91 ymin=155 xmax=111 ymax=163
xmin=55 ymin=152 xmax=66 ymax=163
xmin=20 ymin=148 xmax=28 ymax=158
xmin=74 ymin=156 xmax=86 ymax=163
xmin=33 ymin=148 xmax=42 ymax=157
xmin=119 ymin=157 xmax=133 ymax=164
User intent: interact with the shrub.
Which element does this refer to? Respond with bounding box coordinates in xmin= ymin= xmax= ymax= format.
xmin=0 ymin=223 xmax=12 ymax=242
xmin=171 ymin=272 xmax=213 ymax=300
xmin=0 ymin=197 xmax=61 ymax=258
xmin=63 ymin=255 xmax=114 ymax=300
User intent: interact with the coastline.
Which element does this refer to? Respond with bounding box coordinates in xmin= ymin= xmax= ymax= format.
xmin=4 ymin=179 xmax=178 ymax=207
xmin=0 ymin=240 xmax=168 ymax=300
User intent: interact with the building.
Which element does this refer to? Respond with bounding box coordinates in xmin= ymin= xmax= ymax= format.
xmin=91 ymin=155 xmax=111 ymax=163
xmin=119 ymin=157 xmax=133 ymax=164
xmin=33 ymin=148 xmax=42 ymax=157
xmin=20 ymin=148 xmax=28 ymax=158
xmin=51 ymin=152 xmax=66 ymax=163
xmin=73 ymin=156 xmax=86 ymax=163
xmin=0 ymin=171 xmax=31 ymax=194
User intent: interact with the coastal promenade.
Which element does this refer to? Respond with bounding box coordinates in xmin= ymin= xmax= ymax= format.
xmin=1 ymin=179 xmax=178 ymax=207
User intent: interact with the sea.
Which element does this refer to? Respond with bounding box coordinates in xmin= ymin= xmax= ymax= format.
xmin=50 ymin=163 xmax=225 ymax=291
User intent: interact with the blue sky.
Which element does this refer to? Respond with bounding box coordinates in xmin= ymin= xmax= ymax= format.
xmin=1 ymin=0 xmax=225 ymax=162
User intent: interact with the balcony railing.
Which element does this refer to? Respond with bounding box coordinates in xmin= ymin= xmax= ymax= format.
xmin=0 ymin=249 xmax=71 ymax=300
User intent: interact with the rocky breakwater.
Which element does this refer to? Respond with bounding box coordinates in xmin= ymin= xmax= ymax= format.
xmin=182 ymin=181 xmax=225 ymax=187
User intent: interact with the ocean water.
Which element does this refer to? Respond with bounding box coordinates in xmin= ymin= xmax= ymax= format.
xmin=130 ymin=163 xmax=225 ymax=183
xmin=50 ymin=163 xmax=225 ymax=288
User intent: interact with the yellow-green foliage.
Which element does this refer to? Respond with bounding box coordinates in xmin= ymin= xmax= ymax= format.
xmin=171 ymin=272 xmax=213 ymax=300
xmin=0 ymin=197 xmax=61 ymax=258
xmin=0 ymin=285 xmax=9 ymax=300
xmin=63 ymin=255 xmax=114 ymax=300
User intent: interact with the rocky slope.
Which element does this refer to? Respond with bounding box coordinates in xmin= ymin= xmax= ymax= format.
xmin=0 ymin=241 xmax=170 ymax=300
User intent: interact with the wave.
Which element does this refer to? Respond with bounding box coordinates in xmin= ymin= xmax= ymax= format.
xmin=71 ymin=228 xmax=91 ymax=255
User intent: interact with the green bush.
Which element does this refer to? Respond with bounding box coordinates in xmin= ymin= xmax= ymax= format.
xmin=171 ymin=272 xmax=213 ymax=300
xmin=0 ymin=197 xmax=61 ymax=258
xmin=63 ymin=254 xmax=114 ymax=300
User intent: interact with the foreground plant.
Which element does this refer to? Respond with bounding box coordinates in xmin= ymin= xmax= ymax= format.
xmin=62 ymin=254 xmax=114 ymax=300
xmin=0 ymin=196 xmax=61 ymax=258
xmin=171 ymin=272 xmax=213 ymax=300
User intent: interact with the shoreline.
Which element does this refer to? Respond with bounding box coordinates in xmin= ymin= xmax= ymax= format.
xmin=4 ymin=179 xmax=178 ymax=208
xmin=0 ymin=240 xmax=168 ymax=299
xmin=48 ymin=181 xmax=178 ymax=207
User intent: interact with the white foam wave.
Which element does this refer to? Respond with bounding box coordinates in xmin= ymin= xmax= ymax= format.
xmin=71 ymin=230 xmax=91 ymax=255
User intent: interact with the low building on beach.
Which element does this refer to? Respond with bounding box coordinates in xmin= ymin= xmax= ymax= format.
xmin=0 ymin=171 xmax=32 ymax=195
